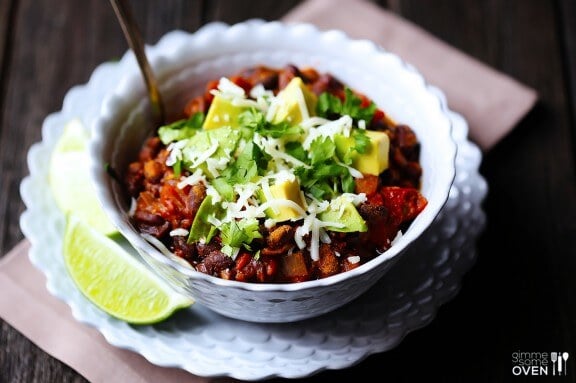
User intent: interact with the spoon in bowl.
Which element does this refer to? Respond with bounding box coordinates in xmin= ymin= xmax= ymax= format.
xmin=109 ymin=0 xmax=166 ymax=126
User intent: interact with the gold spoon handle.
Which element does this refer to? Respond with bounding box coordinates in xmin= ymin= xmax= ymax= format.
xmin=109 ymin=0 xmax=166 ymax=126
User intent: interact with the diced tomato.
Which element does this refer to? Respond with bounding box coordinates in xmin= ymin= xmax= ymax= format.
xmin=359 ymin=93 xmax=371 ymax=108
xmin=363 ymin=186 xmax=428 ymax=251
xmin=184 ymin=96 xmax=206 ymax=117
xmin=160 ymin=183 xmax=186 ymax=212
xmin=378 ymin=186 xmax=428 ymax=223
xmin=205 ymin=79 xmax=219 ymax=93
xmin=372 ymin=109 xmax=384 ymax=121
xmin=235 ymin=252 xmax=252 ymax=271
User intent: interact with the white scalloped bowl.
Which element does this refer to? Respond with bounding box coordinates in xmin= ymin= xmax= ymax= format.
xmin=90 ymin=20 xmax=457 ymax=323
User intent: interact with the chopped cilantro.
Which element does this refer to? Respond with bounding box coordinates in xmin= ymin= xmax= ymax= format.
xmin=211 ymin=177 xmax=235 ymax=201
xmin=309 ymin=136 xmax=336 ymax=165
xmin=295 ymin=161 xmax=354 ymax=200
xmin=352 ymin=129 xmax=370 ymax=154
xmin=239 ymin=109 xmax=302 ymax=138
xmin=220 ymin=141 xmax=268 ymax=185
xmin=335 ymin=129 xmax=371 ymax=165
xmin=316 ymin=88 xmax=376 ymax=124
xmin=284 ymin=141 xmax=307 ymax=162
xmin=220 ymin=218 xmax=262 ymax=251
xmin=158 ymin=112 xmax=204 ymax=144
xmin=172 ymin=160 xmax=182 ymax=178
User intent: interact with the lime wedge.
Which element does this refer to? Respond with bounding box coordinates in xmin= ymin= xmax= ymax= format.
xmin=49 ymin=119 xmax=118 ymax=235
xmin=63 ymin=214 xmax=193 ymax=324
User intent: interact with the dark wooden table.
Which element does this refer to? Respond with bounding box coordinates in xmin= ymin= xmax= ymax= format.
xmin=1 ymin=0 xmax=575 ymax=381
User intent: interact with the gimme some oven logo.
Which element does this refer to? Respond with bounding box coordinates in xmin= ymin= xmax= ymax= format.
xmin=512 ymin=351 xmax=570 ymax=376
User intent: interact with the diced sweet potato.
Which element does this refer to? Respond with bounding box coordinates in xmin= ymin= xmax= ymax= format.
xmin=317 ymin=244 xmax=340 ymax=278
xmin=279 ymin=250 xmax=309 ymax=282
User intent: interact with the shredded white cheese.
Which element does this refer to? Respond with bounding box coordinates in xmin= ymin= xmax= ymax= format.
xmin=265 ymin=95 xmax=281 ymax=122
xmin=142 ymin=233 xmax=176 ymax=258
xmin=230 ymin=98 xmax=260 ymax=109
xmin=340 ymin=192 xmax=367 ymax=206
xmin=214 ymin=77 xmax=245 ymax=98
xmin=302 ymin=115 xmax=353 ymax=150
xmin=128 ymin=197 xmax=137 ymax=216
xmin=309 ymin=218 xmax=321 ymax=261
xmin=250 ymin=84 xmax=274 ymax=112
xmin=299 ymin=116 xmax=331 ymax=129
xmin=177 ymin=169 xmax=206 ymax=189
xmin=189 ymin=141 xmax=219 ymax=169
xmin=205 ymin=184 xmax=223 ymax=204
xmin=391 ymin=230 xmax=403 ymax=246
xmin=166 ymin=139 xmax=188 ymax=166
xmin=253 ymin=134 xmax=309 ymax=169
xmin=258 ymin=199 xmax=307 ymax=218
xmin=170 ymin=228 xmax=189 ymax=237
xmin=205 ymin=156 xmax=230 ymax=178
xmin=334 ymin=157 xmax=364 ymax=179
xmin=348 ymin=255 xmax=361 ymax=264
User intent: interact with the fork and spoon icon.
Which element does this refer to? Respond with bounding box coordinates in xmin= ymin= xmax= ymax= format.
xmin=551 ymin=352 xmax=569 ymax=375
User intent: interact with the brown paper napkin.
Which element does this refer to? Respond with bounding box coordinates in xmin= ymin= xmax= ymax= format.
xmin=1 ymin=1 xmax=537 ymax=382
xmin=0 ymin=241 xmax=232 ymax=383
xmin=283 ymin=0 xmax=538 ymax=151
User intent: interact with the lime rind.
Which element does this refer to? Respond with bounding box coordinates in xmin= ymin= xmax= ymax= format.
xmin=63 ymin=214 xmax=193 ymax=324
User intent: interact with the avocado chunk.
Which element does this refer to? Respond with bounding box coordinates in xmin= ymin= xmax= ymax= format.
xmin=335 ymin=130 xmax=390 ymax=176
xmin=271 ymin=77 xmax=317 ymax=125
xmin=262 ymin=178 xmax=306 ymax=221
xmin=187 ymin=195 xmax=220 ymax=244
xmin=318 ymin=196 xmax=367 ymax=232
xmin=202 ymin=94 xmax=247 ymax=130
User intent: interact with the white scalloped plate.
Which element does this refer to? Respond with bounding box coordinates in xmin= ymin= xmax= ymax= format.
xmin=20 ymin=23 xmax=487 ymax=381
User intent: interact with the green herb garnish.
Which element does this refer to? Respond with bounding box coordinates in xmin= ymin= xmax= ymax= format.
xmin=158 ymin=112 xmax=205 ymax=144
xmin=316 ymin=88 xmax=377 ymax=124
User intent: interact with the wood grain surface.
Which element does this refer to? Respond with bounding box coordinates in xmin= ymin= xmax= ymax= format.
xmin=1 ymin=0 xmax=574 ymax=381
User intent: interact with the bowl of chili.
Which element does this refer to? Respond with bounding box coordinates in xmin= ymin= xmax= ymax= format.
xmin=91 ymin=20 xmax=457 ymax=322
